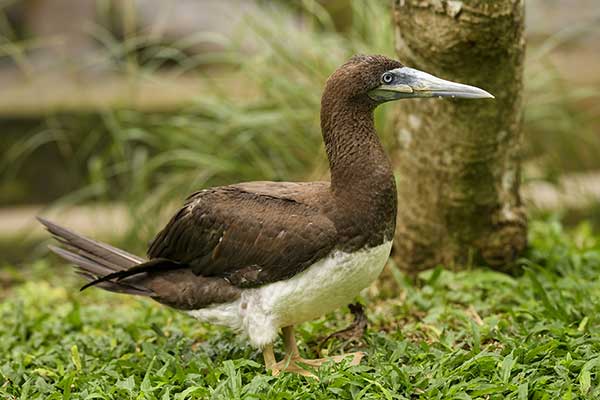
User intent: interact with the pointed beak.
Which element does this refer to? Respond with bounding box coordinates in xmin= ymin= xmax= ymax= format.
xmin=368 ymin=67 xmax=494 ymax=101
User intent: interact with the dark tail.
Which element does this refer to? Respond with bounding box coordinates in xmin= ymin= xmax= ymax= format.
xmin=38 ymin=217 xmax=158 ymax=296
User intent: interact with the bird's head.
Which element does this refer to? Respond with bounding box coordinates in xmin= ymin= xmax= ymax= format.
xmin=323 ymin=54 xmax=493 ymax=109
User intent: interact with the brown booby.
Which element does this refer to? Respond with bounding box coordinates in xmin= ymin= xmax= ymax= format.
xmin=39 ymin=55 xmax=493 ymax=376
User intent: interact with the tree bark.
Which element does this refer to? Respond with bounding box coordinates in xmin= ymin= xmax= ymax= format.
xmin=391 ymin=0 xmax=527 ymax=273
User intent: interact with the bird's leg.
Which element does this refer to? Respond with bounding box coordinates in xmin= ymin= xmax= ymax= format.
xmin=283 ymin=325 xmax=300 ymax=357
xmin=319 ymin=303 xmax=368 ymax=350
xmin=267 ymin=326 xmax=316 ymax=377
xmin=269 ymin=325 xmax=364 ymax=377
xmin=263 ymin=344 xmax=276 ymax=370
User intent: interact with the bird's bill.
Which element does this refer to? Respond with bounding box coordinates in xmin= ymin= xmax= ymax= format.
xmin=368 ymin=67 xmax=494 ymax=101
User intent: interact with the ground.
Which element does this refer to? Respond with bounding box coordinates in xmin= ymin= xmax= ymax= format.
xmin=2 ymin=219 xmax=600 ymax=399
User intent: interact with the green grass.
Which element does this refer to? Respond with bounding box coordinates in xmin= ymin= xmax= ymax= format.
xmin=3 ymin=218 xmax=600 ymax=399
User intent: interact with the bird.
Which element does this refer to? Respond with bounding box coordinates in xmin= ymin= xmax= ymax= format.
xmin=39 ymin=54 xmax=493 ymax=376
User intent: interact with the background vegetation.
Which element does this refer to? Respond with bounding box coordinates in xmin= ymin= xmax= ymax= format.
xmin=2 ymin=0 xmax=599 ymax=233
xmin=1 ymin=0 xmax=600 ymax=398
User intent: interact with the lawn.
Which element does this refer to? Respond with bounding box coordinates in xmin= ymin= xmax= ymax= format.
xmin=1 ymin=218 xmax=600 ymax=399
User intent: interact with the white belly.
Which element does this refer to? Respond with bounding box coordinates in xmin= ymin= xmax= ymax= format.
xmin=187 ymin=240 xmax=392 ymax=348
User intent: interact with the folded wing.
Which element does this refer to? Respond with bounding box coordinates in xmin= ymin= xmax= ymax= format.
xmin=147 ymin=184 xmax=337 ymax=287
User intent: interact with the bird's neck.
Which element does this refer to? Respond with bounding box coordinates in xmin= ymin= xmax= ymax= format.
xmin=320 ymin=98 xmax=397 ymax=246
xmin=320 ymin=100 xmax=394 ymax=196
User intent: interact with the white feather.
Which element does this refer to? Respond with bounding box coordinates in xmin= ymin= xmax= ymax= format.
xmin=187 ymin=240 xmax=392 ymax=348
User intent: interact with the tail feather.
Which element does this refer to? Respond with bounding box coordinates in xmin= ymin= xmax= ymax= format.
xmin=78 ymin=257 xmax=180 ymax=291
xmin=38 ymin=217 xmax=144 ymax=267
xmin=39 ymin=217 xmax=154 ymax=296
xmin=48 ymin=245 xmax=116 ymax=277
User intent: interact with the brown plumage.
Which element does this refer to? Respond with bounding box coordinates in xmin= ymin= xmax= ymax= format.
xmin=40 ymin=54 xmax=493 ymax=375
xmin=42 ymin=55 xmax=400 ymax=309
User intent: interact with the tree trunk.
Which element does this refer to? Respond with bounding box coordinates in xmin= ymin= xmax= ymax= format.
xmin=391 ymin=0 xmax=527 ymax=273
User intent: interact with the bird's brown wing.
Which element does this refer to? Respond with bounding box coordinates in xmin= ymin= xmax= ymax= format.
xmin=147 ymin=183 xmax=337 ymax=288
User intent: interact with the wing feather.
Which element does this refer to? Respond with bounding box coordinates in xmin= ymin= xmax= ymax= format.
xmin=147 ymin=184 xmax=337 ymax=287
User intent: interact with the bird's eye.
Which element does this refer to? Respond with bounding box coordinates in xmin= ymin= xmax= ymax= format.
xmin=382 ymin=73 xmax=394 ymax=84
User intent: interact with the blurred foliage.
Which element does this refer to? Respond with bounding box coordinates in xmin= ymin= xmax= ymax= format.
xmin=0 ymin=0 xmax=599 ymax=237
xmin=524 ymin=16 xmax=600 ymax=180
xmin=1 ymin=0 xmax=395 ymax=245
